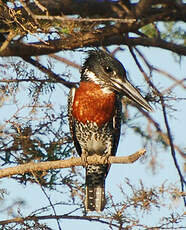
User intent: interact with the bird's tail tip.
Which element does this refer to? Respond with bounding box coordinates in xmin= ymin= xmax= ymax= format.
xmin=85 ymin=185 xmax=106 ymax=212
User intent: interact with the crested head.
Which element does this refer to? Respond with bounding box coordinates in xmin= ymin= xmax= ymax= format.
xmin=80 ymin=49 xmax=152 ymax=112
xmin=81 ymin=49 xmax=127 ymax=84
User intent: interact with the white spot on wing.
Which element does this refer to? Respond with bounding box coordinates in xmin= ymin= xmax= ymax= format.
xmin=70 ymin=87 xmax=76 ymax=104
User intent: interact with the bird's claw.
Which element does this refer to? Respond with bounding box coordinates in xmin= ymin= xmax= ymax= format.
xmin=81 ymin=152 xmax=88 ymax=167
xmin=101 ymin=154 xmax=110 ymax=164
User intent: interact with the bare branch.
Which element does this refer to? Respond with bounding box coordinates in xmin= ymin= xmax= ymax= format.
xmin=27 ymin=0 xmax=119 ymax=17
xmin=0 ymin=36 xmax=185 ymax=58
xmin=0 ymin=149 xmax=146 ymax=179
xmin=139 ymin=108 xmax=186 ymax=159
xmin=129 ymin=47 xmax=186 ymax=205
xmin=11 ymin=0 xmax=186 ymax=21
xmin=0 ymin=214 xmax=121 ymax=229
xmin=36 ymin=180 xmax=62 ymax=230
xmin=34 ymin=15 xmax=136 ymax=23
xmin=22 ymin=57 xmax=77 ymax=89
xmin=134 ymin=47 xmax=186 ymax=90
xmin=134 ymin=0 xmax=153 ymax=17
xmin=0 ymin=212 xmax=185 ymax=229
xmin=49 ymin=54 xmax=81 ymax=70
xmin=160 ymin=96 xmax=186 ymax=206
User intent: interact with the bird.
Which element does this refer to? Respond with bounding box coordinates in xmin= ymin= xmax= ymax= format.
xmin=68 ymin=49 xmax=152 ymax=212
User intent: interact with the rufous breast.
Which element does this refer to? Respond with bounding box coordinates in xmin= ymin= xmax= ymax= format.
xmin=72 ymin=82 xmax=116 ymax=127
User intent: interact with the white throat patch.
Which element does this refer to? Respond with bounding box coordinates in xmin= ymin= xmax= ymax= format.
xmin=84 ymin=69 xmax=113 ymax=94
xmin=84 ymin=69 xmax=100 ymax=84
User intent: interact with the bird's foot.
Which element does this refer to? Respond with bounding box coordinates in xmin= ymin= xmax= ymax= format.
xmin=81 ymin=152 xmax=88 ymax=167
xmin=101 ymin=153 xmax=110 ymax=165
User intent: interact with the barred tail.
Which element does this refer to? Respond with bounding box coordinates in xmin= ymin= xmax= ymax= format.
xmin=85 ymin=164 xmax=107 ymax=212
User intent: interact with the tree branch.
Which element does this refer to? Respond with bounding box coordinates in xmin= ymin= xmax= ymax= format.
xmin=0 ymin=149 xmax=146 ymax=179
xmin=26 ymin=0 xmax=119 ymax=17
xmin=12 ymin=0 xmax=186 ymax=21
xmin=0 ymin=214 xmax=121 ymax=229
xmin=134 ymin=0 xmax=153 ymax=17
xmin=0 ymin=35 xmax=185 ymax=58
xmin=1 ymin=212 xmax=185 ymax=229
xmin=22 ymin=57 xmax=77 ymax=89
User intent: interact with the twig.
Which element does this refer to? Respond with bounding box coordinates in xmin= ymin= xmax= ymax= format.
xmin=34 ymin=174 xmax=62 ymax=230
xmin=0 ymin=32 xmax=15 ymax=52
xmin=0 ymin=149 xmax=146 ymax=179
xmin=34 ymin=15 xmax=136 ymax=23
xmin=23 ymin=57 xmax=77 ymax=89
xmin=33 ymin=0 xmax=48 ymax=13
xmin=1 ymin=213 xmax=185 ymax=229
xmin=0 ymin=78 xmax=58 ymax=83
xmin=138 ymin=107 xmax=186 ymax=159
xmin=129 ymin=47 xmax=186 ymax=205
xmin=135 ymin=48 xmax=186 ymax=90
xmin=129 ymin=46 xmax=158 ymax=93
xmin=161 ymin=79 xmax=186 ymax=94
xmin=19 ymin=0 xmax=39 ymax=26
xmin=49 ymin=54 xmax=81 ymax=70
xmin=160 ymin=96 xmax=186 ymax=206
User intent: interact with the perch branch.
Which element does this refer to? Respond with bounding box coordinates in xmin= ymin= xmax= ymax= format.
xmin=0 ymin=149 xmax=146 ymax=179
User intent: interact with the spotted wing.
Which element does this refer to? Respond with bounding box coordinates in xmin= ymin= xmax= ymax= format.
xmin=111 ymin=95 xmax=122 ymax=157
xmin=104 ymin=95 xmax=122 ymax=177
xmin=68 ymin=87 xmax=82 ymax=156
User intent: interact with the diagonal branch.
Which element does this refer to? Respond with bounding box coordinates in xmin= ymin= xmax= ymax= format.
xmin=23 ymin=57 xmax=77 ymax=89
xmin=37 ymin=181 xmax=62 ymax=230
xmin=0 ymin=149 xmax=146 ymax=179
xmin=49 ymin=54 xmax=81 ymax=70
xmin=129 ymin=46 xmax=186 ymax=206
xmin=134 ymin=0 xmax=153 ymax=17
xmin=139 ymin=108 xmax=186 ymax=159
xmin=160 ymin=96 xmax=186 ymax=206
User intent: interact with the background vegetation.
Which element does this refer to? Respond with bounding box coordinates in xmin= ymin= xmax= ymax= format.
xmin=0 ymin=0 xmax=185 ymax=229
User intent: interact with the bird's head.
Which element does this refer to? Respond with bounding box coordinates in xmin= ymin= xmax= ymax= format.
xmin=81 ymin=50 xmax=152 ymax=112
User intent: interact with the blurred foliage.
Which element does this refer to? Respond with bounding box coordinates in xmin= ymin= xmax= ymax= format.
xmin=0 ymin=60 xmax=74 ymax=189
xmin=141 ymin=21 xmax=186 ymax=55
xmin=141 ymin=23 xmax=158 ymax=38
xmin=161 ymin=22 xmax=186 ymax=45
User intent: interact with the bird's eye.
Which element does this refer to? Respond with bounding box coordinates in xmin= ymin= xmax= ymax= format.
xmin=104 ymin=66 xmax=113 ymax=73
